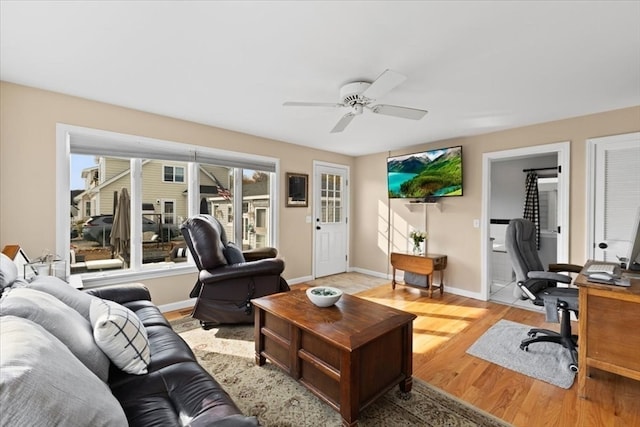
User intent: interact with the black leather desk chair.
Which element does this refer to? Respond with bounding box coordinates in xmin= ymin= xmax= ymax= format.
xmin=506 ymin=218 xmax=583 ymax=372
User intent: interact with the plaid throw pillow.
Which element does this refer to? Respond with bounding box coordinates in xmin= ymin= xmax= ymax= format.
xmin=89 ymin=299 xmax=150 ymax=375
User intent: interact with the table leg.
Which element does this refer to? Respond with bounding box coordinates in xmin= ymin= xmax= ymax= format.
xmin=577 ymin=289 xmax=587 ymax=399
xmin=254 ymin=308 xmax=266 ymax=366
xmin=400 ymin=376 xmax=413 ymax=393
xmin=340 ymin=350 xmax=360 ymax=427
xmin=400 ymin=323 xmax=413 ymax=392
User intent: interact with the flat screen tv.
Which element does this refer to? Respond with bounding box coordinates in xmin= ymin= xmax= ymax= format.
xmin=387 ymin=145 xmax=463 ymax=199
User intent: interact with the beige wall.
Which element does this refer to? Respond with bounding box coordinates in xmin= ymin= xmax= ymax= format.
xmin=2 ymin=81 xmax=639 ymax=304
xmin=352 ymin=106 xmax=640 ymax=294
xmin=0 ymin=82 xmax=352 ymax=305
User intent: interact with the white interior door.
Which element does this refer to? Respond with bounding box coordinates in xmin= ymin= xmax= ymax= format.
xmin=589 ymin=133 xmax=640 ymax=262
xmin=313 ymin=163 xmax=349 ymax=278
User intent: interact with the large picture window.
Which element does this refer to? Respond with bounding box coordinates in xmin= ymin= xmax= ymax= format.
xmin=59 ymin=124 xmax=278 ymax=286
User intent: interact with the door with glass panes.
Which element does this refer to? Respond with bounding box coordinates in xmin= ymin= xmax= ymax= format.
xmin=314 ymin=164 xmax=348 ymax=278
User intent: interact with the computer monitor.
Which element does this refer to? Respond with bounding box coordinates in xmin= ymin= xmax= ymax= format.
xmin=625 ymin=206 xmax=640 ymax=271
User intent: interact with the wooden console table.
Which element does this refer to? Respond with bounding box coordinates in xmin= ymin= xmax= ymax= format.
xmin=576 ymin=261 xmax=640 ymax=399
xmin=390 ymin=252 xmax=447 ymax=297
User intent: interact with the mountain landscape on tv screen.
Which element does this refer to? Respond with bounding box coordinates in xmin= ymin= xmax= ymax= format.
xmin=387 ymin=147 xmax=462 ymax=198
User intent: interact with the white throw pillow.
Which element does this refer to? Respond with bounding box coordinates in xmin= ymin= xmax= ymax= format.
xmin=90 ymin=298 xmax=150 ymax=374
xmin=0 ymin=316 xmax=128 ymax=427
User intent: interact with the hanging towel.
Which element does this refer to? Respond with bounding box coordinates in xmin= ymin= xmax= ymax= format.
xmin=523 ymin=172 xmax=540 ymax=249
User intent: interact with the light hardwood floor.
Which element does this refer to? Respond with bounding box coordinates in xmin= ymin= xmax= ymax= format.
xmin=165 ymin=274 xmax=640 ymax=427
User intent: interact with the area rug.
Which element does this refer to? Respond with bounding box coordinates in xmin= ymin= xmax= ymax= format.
xmin=172 ymin=317 xmax=510 ymax=427
xmin=466 ymin=319 xmax=576 ymax=389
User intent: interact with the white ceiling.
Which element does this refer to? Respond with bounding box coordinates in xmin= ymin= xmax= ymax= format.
xmin=1 ymin=1 xmax=639 ymax=156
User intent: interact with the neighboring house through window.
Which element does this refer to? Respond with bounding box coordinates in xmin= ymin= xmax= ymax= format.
xmin=59 ymin=124 xmax=279 ymax=286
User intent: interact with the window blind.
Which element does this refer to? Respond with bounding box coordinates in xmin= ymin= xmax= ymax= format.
xmin=69 ymin=131 xmax=276 ymax=172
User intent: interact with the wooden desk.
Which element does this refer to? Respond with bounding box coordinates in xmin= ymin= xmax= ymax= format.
xmin=390 ymin=252 xmax=447 ymax=297
xmin=576 ymin=262 xmax=640 ymax=399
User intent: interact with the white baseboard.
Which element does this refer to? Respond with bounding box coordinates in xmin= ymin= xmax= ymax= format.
xmin=157 ymin=272 xmax=487 ymax=313
xmin=157 ymin=297 xmax=196 ymax=313
xmin=351 ymin=267 xmax=487 ymax=301
xmin=442 ymin=286 xmax=486 ymax=300
xmin=348 ymin=266 xmax=389 ymax=280
xmin=286 ymin=275 xmax=314 ymax=285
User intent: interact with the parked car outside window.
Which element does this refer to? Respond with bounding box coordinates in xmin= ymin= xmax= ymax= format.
xmin=82 ymin=214 xmax=181 ymax=244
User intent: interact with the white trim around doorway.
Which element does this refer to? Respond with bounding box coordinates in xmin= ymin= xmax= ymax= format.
xmin=480 ymin=141 xmax=570 ymax=301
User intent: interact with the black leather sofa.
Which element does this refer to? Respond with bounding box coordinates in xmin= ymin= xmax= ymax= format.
xmin=85 ymin=283 xmax=259 ymax=426
xmin=0 ymin=256 xmax=259 ymax=427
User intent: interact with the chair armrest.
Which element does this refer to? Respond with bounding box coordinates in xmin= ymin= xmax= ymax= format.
xmin=242 ymin=247 xmax=278 ymax=262
xmin=199 ymin=258 xmax=285 ymax=285
xmin=548 ymin=263 xmax=583 ymax=274
xmin=527 ymin=270 xmax=573 ymax=284
xmin=84 ymin=283 xmax=151 ymax=303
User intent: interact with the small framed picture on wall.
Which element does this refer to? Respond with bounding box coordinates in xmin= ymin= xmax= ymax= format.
xmin=286 ymin=173 xmax=308 ymax=207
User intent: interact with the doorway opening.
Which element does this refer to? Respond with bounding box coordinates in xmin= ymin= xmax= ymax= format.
xmin=481 ymin=142 xmax=570 ymax=307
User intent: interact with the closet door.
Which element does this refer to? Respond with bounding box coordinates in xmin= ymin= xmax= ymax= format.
xmin=590 ymin=133 xmax=640 ymax=262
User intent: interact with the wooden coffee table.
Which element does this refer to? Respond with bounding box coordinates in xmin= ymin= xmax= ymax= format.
xmin=252 ymin=289 xmax=416 ymax=427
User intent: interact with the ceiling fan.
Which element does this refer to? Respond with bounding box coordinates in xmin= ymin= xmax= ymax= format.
xmin=283 ymin=69 xmax=428 ymax=133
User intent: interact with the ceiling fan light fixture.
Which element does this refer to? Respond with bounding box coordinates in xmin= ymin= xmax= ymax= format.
xmin=339 ymin=82 xmax=371 ymax=105
xmin=283 ymin=69 xmax=428 ymax=133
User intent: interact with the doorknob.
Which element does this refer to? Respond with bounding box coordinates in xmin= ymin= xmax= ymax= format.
xmin=316 ymin=226 xmax=321 ymax=230
xmin=598 ymin=242 xmax=608 ymax=249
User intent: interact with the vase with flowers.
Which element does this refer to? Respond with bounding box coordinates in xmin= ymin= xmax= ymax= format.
xmin=409 ymin=230 xmax=428 ymax=255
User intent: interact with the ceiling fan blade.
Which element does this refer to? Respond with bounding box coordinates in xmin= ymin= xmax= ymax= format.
xmin=361 ymin=69 xmax=407 ymax=100
xmin=330 ymin=113 xmax=356 ymax=133
xmin=369 ymin=104 xmax=428 ymax=120
xmin=283 ymin=101 xmax=343 ymax=108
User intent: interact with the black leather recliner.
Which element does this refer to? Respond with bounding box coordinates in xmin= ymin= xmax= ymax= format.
xmin=180 ymin=215 xmax=289 ymax=328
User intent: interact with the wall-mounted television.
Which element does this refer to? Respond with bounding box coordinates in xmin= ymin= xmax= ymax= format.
xmin=387 ymin=145 xmax=463 ymax=199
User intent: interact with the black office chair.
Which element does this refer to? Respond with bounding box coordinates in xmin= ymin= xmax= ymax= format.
xmin=505 ymin=218 xmax=583 ymax=373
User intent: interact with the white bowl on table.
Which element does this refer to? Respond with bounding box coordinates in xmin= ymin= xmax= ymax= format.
xmin=306 ymin=286 xmax=343 ymax=307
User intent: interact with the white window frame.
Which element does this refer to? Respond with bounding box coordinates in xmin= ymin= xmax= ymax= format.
xmin=163 ymin=164 xmax=185 ymax=183
xmin=227 ymin=205 xmax=233 ymax=224
xmin=56 ymin=123 xmax=279 ymax=287
xmin=160 ymin=199 xmax=177 ymax=225
xmin=255 ymin=207 xmax=267 ymax=228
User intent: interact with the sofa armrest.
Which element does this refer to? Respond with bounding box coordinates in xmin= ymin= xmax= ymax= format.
xmin=84 ymin=283 xmax=151 ymax=304
xmin=199 ymin=258 xmax=284 ymax=285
